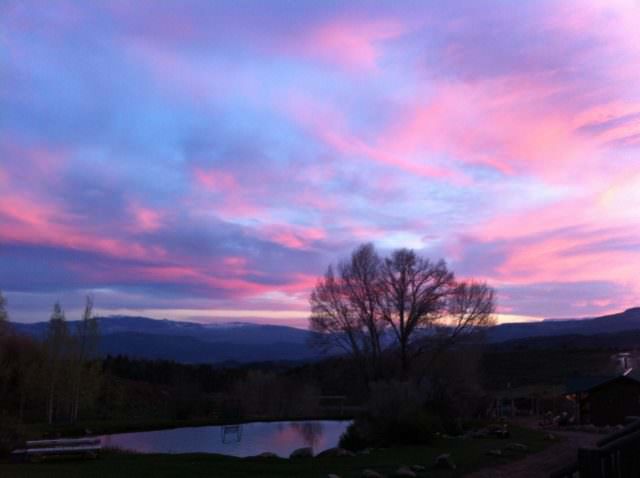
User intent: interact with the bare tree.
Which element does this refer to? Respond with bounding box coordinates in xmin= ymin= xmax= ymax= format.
xmin=45 ymin=302 xmax=69 ymax=424
xmin=70 ymin=296 xmax=100 ymax=422
xmin=419 ymin=280 xmax=496 ymax=376
xmin=340 ymin=244 xmax=385 ymax=373
xmin=446 ymin=281 xmax=496 ymax=341
xmin=0 ymin=290 xmax=10 ymax=405
xmin=309 ymin=244 xmax=497 ymax=381
xmin=379 ymin=249 xmax=455 ymax=375
xmin=309 ymin=244 xmax=384 ymax=380
xmin=0 ymin=291 xmax=8 ymax=335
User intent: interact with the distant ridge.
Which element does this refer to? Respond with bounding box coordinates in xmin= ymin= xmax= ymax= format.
xmin=487 ymin=307 xmax=640 ymax=342
xmin=12 ymin=316 xmax=318 ymax=364
xmin=9 ymin=307 xmax=640 ymax=364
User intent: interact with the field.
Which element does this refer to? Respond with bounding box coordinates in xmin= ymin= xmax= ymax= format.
xmin=0 ymin=425 xmax=550 ymax=478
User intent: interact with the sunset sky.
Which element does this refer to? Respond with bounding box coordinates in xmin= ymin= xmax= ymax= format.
xmin=1 ymin=0 xmax=639 ymax=325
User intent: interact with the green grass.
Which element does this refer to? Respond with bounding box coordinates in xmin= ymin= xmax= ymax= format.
xmin=0 ymin=425 xmax=550 ymax=478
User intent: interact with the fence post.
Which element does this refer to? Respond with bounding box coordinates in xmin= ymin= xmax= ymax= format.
xmin=578 ymin=448 xmax=603 ymax=478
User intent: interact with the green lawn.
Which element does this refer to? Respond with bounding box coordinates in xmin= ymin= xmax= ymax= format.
xmin=0 ymin=426 xmax=550 ymax=478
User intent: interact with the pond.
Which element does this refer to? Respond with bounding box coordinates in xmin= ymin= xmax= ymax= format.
xmin=100 ymin=420 xmax=351 ymax=457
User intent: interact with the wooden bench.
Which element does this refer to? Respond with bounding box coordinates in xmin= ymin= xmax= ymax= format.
xmin=11 ymin=437 xmax=102 ymax=462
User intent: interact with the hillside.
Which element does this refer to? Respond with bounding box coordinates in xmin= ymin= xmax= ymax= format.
xmin=10 ymin=307 xmax=640 ymax=364
xmin=12 ymin=316 xmax=319 ymax=364
xmin=486 ymin=307 xmax=640 ymax=342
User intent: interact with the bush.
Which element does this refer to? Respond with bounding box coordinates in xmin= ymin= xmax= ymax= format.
xmin=340 ymin=410 xmax=441 ymax=450
xmin=339 ymin=422 xmax=368 ymax=451
xmin=339 ymin=380 xmax=443 ymax=450
xmin=0 ymin=415 xmax=25 ymax=456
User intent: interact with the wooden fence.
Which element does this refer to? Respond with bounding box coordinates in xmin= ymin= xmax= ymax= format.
xmin=550 ymin=417 xmax=640 ymax=478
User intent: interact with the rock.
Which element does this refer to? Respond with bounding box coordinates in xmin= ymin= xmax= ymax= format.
xmin=486 ymin=423 xmax=510 ymax=439
xmin=256 ymin=452 xmax=278 ymax=458
xmin=410 ymin=465 xmax=426 ymax=472
xmin=317 ymin=447 xmax=355 ymax=457
xmin=290 ymin=446 xmax=313 ymax=458
xmin=394 ymin=466 xmax=416 ymax=477
xmin=470 ymin=429 xmax=488 ymax=438
xmin=506 ymin=443 xmax=528 ymax=453
xmin=486 ymin=449 xmax=503 ymax=457
xmin=362 ymin=469 xmax=385 ymax=478
xmin=434 ymin=453 xmax=456 ymax=470
xmin=328 ymin=475 xmax=341 ymax=478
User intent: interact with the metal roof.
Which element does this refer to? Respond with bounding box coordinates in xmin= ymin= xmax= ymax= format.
xmin=566 ymin=370 xmax=640 ymax=395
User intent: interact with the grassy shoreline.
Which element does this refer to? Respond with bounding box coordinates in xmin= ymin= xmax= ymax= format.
xmin=22 ymin=414 xmax=355 ymax=440
xmin=1 ymin=424 xmax=551 ymax=478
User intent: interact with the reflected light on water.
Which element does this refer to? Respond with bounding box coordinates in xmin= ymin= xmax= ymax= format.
xmin=100 ymin=420 xmax=350 ymax=457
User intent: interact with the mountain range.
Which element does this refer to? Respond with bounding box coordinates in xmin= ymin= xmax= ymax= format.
xmin=10 ymin=307 xmax=640 ymax=364
xmin=485 ymin=307 xmax=640 ymax=342
xmin=12 ymin=316 xmax=318 ymax=364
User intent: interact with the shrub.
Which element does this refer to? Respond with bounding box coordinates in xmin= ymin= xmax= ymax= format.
xmin=0 ymin=415 xmax=25 ymax=456
xmin=339 ymin=422 xmax=368 ymax=451
xmin=339 ymin=380 xmax=444 ymax=450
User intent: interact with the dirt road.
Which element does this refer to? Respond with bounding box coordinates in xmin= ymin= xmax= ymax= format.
xmin=465 ymin=429 xmax=598 ymax=478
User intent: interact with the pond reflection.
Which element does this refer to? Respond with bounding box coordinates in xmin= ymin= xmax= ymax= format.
xmin=100 ymin=420 xmax=350 ymax=457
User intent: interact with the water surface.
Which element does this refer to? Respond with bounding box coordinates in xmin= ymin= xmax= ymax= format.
xmin=100 ymin=420 xmax=350 ymax=457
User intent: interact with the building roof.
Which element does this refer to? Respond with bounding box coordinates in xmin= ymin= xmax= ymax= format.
xmin=566 ymin=370 xmax=640 ymax=395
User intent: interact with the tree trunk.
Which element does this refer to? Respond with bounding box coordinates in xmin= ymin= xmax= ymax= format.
xmin=47 ymin=384 xmax=55 ymax=425
xmin=400 ymin=337 xmax=409 ymax=377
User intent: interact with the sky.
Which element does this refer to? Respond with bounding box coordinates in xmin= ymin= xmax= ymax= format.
xmin=1 ymin=0 xmax=639 ymax=326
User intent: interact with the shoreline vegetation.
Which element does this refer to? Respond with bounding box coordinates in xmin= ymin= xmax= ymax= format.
xmin=21 ymin=414 xmax=358 ymax=440
xmin=1 ymin=423 xmax=551 ymax=478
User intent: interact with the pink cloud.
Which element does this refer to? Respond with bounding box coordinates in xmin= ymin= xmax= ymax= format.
xmin=129 ymin=202 xmax=164 ymax=233
xmin=297 ymin=18 xmax=407 ymax=70
xmin=193 ymin=167 xmax=238 ymax=192
xmin=457 ymin=185 xmax=640 ymax=300
xmin=257 ymin=224 xmax=326 ymax=250
xmin=284 ymin=94 xmax=467 ymax=183
xmin=188 ymin=168 xmax=264 ymax=220
xmin=0 ymin=194 xmax=167 ymax=263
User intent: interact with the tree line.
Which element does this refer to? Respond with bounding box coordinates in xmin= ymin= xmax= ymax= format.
xmin=309 ymin=244 xmax=496 ymax=381
xmin=0 ymin=292 xmax=101 ymax=425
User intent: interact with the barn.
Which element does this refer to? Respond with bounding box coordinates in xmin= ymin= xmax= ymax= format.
xmin=566 ymin=371 xmax=640 ymax=426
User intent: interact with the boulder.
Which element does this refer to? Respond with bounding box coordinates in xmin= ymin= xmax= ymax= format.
xmin=362 ymin=469 xmax=385 ymax=478
xmin=486 ymin=449 xmax=503 ymax=457
xmin=394 ymin=466 xmax=416 ymax=477
xmin=410 ymin=465 xmax=426 ymax=472
xmin=256 ymin=452 xmax=278 ymax=458
xmin=470 ymin=429 xmax=489 ymax=439
xmin=290 ymin=447 xmax=313 ymax=459
xmin=317 ymin=447 xmax=355 ymax=458
xmin=434 ymin=453 xmax=456 ymax=470
xmin=506 ymin=442 xmax=528 ymax=453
